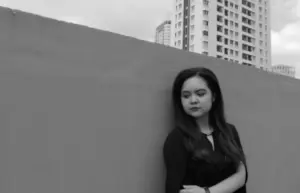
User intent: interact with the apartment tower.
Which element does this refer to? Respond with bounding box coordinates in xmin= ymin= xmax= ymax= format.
xmin=155 ymin=20 xmax=172 ymax=46
xmin=171 ymin=0 xmax=271 ymax=69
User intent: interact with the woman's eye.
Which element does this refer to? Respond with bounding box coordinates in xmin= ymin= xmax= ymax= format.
xmin=197 ymin=92 xmax=205 ymax=97
xmin=182 ymin=94 xmax=190 ymax=98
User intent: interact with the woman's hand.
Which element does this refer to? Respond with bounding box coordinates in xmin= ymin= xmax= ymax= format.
xmin=180 ymin=185 xmax=206 ymax=193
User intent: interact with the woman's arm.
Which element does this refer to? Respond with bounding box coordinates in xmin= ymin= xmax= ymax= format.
xmin=209 ymin=162 xmax=246 ymax=193
xmin=209 ymin=124 xmax=248 ymax=193
xmin=163 ymin=129 xmax=188 ymax=193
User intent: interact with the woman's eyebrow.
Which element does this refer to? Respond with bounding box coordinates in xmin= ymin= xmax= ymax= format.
xmin=182 ymin=88 xmax=206 ymax=93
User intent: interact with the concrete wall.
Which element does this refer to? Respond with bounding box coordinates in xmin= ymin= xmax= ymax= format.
xmin=1 ymin=6 xmax=300 ymax=193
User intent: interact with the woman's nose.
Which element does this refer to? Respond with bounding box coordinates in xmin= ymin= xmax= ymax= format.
xmin=190 ymin=95 xmax=198 ymax=103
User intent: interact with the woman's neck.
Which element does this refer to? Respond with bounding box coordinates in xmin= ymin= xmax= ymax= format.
xmin=196 ymin=115 xmax=212 ymax=134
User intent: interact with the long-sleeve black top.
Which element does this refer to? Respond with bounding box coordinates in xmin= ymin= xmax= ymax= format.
xmin=163 ymin=124 xmax=247 ymax=193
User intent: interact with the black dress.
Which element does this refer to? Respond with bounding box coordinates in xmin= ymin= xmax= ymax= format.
xmin=163 ymin=124 xmax=247 ymax=193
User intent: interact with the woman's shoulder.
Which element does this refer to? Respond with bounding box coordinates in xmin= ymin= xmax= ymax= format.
xmin=163 ymin=127 xmax=188 ymax=157
xmin=226 ymin=123 xmax=238 ymax=135
xmin=226 ymin=122 xmax=243 ymax=147
xmin=163 ymin=127 xmax=186 ymax=150
xmin=164 ymin=127 xmax=185 ymax=143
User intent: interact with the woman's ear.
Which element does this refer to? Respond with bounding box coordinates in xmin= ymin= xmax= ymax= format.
xmin=212 ymin=95 xmax=216 ymax=102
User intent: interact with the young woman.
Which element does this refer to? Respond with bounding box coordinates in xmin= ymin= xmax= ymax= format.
xmin=163 ymin=67 xmax=248 ymax=193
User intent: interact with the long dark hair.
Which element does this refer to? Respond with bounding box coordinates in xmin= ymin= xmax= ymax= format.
xmin=172 ymin=67 xmax=246 ymax=169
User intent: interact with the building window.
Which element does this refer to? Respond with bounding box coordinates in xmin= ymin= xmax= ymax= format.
xmin=191 ymin=5 xmax=195 ymax=12
xmin=217 ymin=15 xmax=223 ymax=22
xmin=203 ymin=10 xmax=209 ymax=15
xmin=203 ymin=20 xmax=209 ymax=26
xmin=203 ymin=41 xmax=208 ymax=49
xmin=191 ymin=15 xmax=195 ymax=21
xmin=224 ymin=28 xmax=228 ymax=35
xmin=224 ymin=48 xmax=228 ymax=55
xmin=203 ymin=0 xmax=209 ymax=6
xmin=190 ymin=25 xmax=195 ymax=32
xmin=217 ymin=35 xmax=223 ymax=42
xmin=191 ymin=35 xmax=195 ymax=41
xmin=217 ymin=5 xmax=223 ymax=13
xmin=224 ymin=38 xmax=228 ymax=45
xmin=217 ymin=25 xmax=223 ymax=32
xmin=225 ymin=9 xmax=228 ymax=16
xmin=203 ymin=30 xmax=209 ymax=36
xmin=190 ymin=45 xmax=194 ymax=51
xmin=217 ymin=45 xmax=223 ymax=52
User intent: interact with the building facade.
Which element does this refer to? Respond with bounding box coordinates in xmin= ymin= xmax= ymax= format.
xmin=155 ymin=20 xmax=172 ymax=46
xmin=271 ymin=64 xmax=296 ymax=78
xmin=170 ymin=0 xmax=271 ymax=69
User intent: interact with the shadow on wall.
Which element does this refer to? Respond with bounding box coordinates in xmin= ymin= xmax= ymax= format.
xmin=0 ymin=6 xmax=300 ymax=193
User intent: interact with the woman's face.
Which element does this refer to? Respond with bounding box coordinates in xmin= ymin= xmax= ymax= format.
xmin=181 ymin=76 xmax=214 ymax=119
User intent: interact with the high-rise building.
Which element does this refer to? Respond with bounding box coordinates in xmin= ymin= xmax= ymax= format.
xmin=155 ymin=20 xmax=172 ymax=46
xmin=271 ymin=64 xmax=296 ymax=78
xmin=170 ymin=0 xmax=271 ymax=69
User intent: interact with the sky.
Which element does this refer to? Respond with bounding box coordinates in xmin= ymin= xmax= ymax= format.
xmin=0 ymin=0 xmax=300 ymax=78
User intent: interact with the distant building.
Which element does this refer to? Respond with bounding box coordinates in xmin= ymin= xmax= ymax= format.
xmin=271 ymin=64 xmax=296 ymax=78
xmin=155 ymin=20 xmax=172 ymax=46
xmin=170 ymin=0 xmax=271 ymax=69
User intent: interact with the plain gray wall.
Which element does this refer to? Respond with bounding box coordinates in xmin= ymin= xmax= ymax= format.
xmin=1 ymin=6 xmax=300 ymax=193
